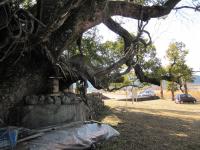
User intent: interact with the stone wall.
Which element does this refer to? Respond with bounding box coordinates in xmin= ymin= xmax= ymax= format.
xmin=0 ymin=92 xmax=107 ymax=128
xmin=0 ymin=95 xmax=15 ymax=126
xmin=5 ymin=93 xmax=89 ymax=129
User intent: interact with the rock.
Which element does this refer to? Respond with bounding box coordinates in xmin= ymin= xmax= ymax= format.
xmin=61 ymin=96 xmax=70 ymax=104
xmin=54 ymin=96 xmax=61 ymax=105
xmin=0 ymin=95 xmax=14 ymax=103
xmin=64 ymin=92 xmax=76 ymax=99
xmin=75 ymin=96 xmax=82 ymax=103
xmin=45 ymin=96 xmax=54 ymax=104
xmin=25 ymin=95 xmax=38 ymax=105
xmin=38 ymin=95 xmax=45 ymax=104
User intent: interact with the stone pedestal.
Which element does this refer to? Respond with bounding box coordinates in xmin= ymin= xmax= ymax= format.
xmin=8 ymin=93 xmax=89 ymax=129
xmin=21 ymin=103 xmax=87 ymax=128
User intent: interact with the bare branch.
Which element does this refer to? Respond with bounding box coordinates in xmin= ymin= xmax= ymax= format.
xmin=111 ymin=65 xmax=132 ymax=81
xmin=95 ymin=45 xmax=135 ymax=76
xmin=107 ymin=84 xmax=139 ymax=92
xmin=174 ymin=5 xmax=200 ymax=11
xmin=103 ymin=17 xmax=159 ymax=86
xmin=103 ymin=18 xmax=133 ymax=51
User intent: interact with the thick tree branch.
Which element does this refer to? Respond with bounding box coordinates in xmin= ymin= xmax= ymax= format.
xmin=37 ymin=0 xmax=85 ymax=32
xmin=108 ymin=0 xmax=182 ymax=21
xmin=134 ymin=64 xmax=160 ymax=85
xmin=111 ymin=65 xmax=132 ymax=82
xmin=50 ymin=0 xmax=182 ymax=57
xmin=107 ymin=83 xmax=139 ymax=92
xmin=103 ymin=18 xmax=133 ymax=51
xmin=103 ymin=17 xmax=161 ymax=85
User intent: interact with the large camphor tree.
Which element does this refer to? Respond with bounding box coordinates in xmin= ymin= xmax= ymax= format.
xmin=0 ymin=0 xmax=199 ymax=116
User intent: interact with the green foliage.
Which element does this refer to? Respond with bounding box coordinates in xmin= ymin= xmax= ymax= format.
xmin=96 ymin=38 xmax=124 ymax=67
xmin=166 ymin=42 xmax=188 ymax=65
xmin=166 ymin=41 xmax=193 ymax=91
xmin=68 ymin=28 xmax=124 ymax=69
xmin=19 ymin=0 xmax=36 ymax=9
xmin=66 ymin=28 xmax=164 ymax=88
xmin=166 ymin=41 xmax=192 ymax=81
xmin=166 ymin=81 xmax=178 ymax=91
xmin=110 ymin=71 xmax=135 ymax=88
xmin=136 ymin=41 xmax=163 ymax=80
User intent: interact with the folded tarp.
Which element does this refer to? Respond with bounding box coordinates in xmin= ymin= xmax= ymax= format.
xmin=16 ymin=122 xmax=119 ymax=150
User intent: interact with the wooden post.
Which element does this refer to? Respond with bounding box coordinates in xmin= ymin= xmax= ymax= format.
xmin=131 ymin=87 xmax=134 ymax=104
xmin=126 ymin=87 xmax=128 ymax=107
xmin=171 ymin=82 xmax=175 ymax=101
xmin=135 ymin=88 xmax=138 ymax=102
xmin=160 ymin=80 xmax=164 ymax=99
xmin=132 ymin=87 xmax=138 ymax=103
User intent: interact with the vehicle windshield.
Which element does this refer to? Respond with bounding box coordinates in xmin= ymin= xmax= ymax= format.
xmin=180 ymin=94 xmax=192 ymax=98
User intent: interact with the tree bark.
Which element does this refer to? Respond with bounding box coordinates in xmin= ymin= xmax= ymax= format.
xmin=171 ymin=82 xmax=175 ymax=101
xmin=0 ymin=52 xmax=53 ymax=123
xmin=184 ymin=81 xmax=188 ymax=95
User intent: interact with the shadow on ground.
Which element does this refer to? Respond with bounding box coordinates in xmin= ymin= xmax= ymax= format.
xmin=116 ymin=96 xmax=160 ymax=102
xmin=98 ymin=103 xmax=200 ymax=150
xmin=117 ymin=106 xmax=200 ymax=117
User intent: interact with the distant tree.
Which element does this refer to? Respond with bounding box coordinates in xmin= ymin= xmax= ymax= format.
xmin=167 ymin=81 xmax=178 ymax=101
xmin=167 ymin=81 xmax=178 ymax=100
xmin=166 ymin=41 xmax=193 ymax=100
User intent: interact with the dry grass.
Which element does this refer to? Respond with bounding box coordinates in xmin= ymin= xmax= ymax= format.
xmin=187 ymin=91 xmax=200 ymax=100
xmin=105 ymin=89 xmax=200 ymax=100
xmin=98 ymin=99 xmax=200 ymax=150
xmin=155 ymin=90 xmax=200 ymax=100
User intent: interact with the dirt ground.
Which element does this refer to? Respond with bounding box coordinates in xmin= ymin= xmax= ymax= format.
xmin=98 ymin=99 xmax=200 ymax=150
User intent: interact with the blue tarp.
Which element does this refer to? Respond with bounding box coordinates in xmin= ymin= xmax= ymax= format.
xmin=0 ymin=127 xmax=18 ymax=149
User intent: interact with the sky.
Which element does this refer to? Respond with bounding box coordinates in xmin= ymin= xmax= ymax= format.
xmin=96 ymin=0 xmax=200 ymax=75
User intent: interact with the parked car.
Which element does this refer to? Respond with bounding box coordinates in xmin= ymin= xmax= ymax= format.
xmin=138 ymin=90 xmax=156 ymax=97
xmin=175 ymin=94 xmax=197 ymax=104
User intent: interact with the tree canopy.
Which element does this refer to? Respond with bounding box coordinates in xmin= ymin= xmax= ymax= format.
xmin=166 ymin=41 xmax=193 ymax=96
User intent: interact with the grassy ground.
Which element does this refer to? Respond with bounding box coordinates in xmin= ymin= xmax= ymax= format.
xmin=98 ymin=99 xmax=200 ymax=150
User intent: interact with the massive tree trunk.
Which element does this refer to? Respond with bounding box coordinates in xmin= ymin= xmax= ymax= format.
xmin=0 ymin=58 xmax=51 ymax=100
xmin=0 ymin=50 xmax=54 ymax=123
xmin=0 ymin=0 xmax=183 ymax=124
